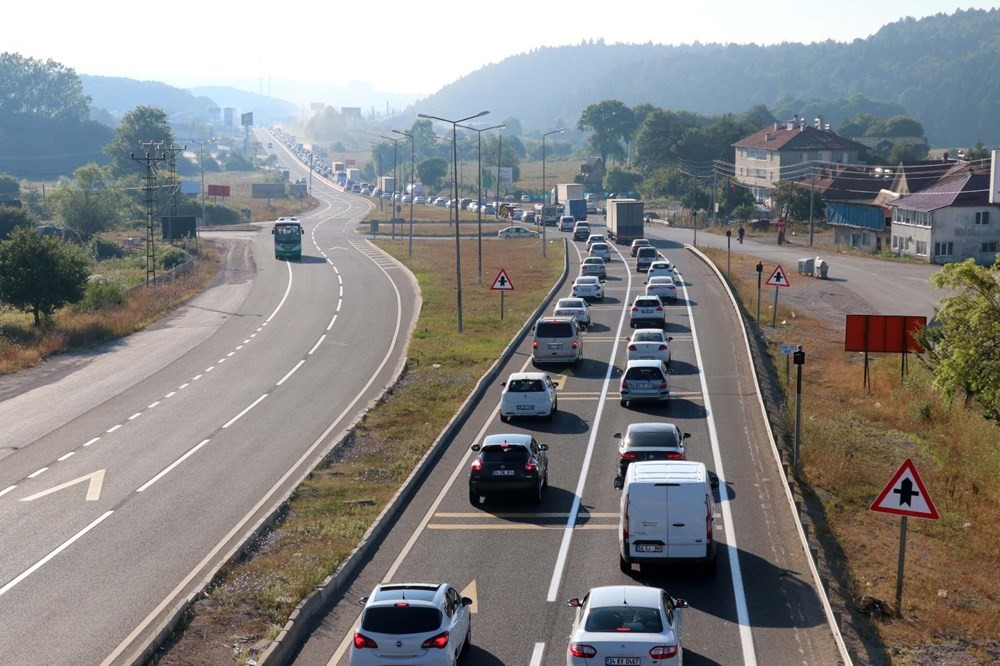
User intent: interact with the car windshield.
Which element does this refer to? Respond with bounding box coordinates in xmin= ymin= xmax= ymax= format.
xmin=480 ymin=445 xmax=529 ymax=463
xmin=633 ymin=331 xmax=664 ymax=342
xmin=362 ymin=606 xmax=442 ymax=634
xmin=584 ymin=605 xmax=663 ymax=633
xmin=508 ymin=379 xmax=544 ymax=392
xmin=625 ymin=366 xmax=664 ymax=381
xmin=536 ymin=322 xmax=574 ymax=337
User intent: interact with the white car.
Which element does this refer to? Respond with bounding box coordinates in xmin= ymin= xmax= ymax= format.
xmin=645 ymin=275 xmax=678 ymax=304
xmin=567 ymin=585 xmax=688 ymax=666
xmin=553 ymin=297 xmax=591 ymax=327
xmin=585 ymin=233 xmax=606 ymax=250
xmin=500 ymin=371 xmax=558 ymax=422
xmin=571 ymin=275 xmax=604 ymax=301
xmin=350 ymin=583 xmax=472 ymax=665
xmin=498 ymin=226 xmax=539 ymax=239
xmin=589 ymin=242 xmax=612 ymax=262
xmin=580 ymin=256 xmax=607 ymax=279
xmin=413 ymin=195 xmax=426 ymax=205
xmin=627 ymin=328 xmax=673 ymax=366
xmin=646 ymin=260 xmax=676 ymax=279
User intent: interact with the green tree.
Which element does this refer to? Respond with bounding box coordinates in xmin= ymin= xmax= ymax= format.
xmin=771 ymin=180 xmax=820 ymax=220
xmin=0 ymin=53 xmax=90 ymax=122
xmin=641 ymin=166 xmax=696 ymax=199
xmin=417 ymin=157 xmax=449 ymax=189
xmin=0 ymin=226 xmax=91 ymax=326
xmin=680 ymin=183 xmax=711 ymax=213
xmin=0 ymin=172 xmax=20 ymax=202
xmin=46 ymin=163 xmax=131 ymax=240
xmin=919 ymin=257 xmax=1000 ymax=423
xmin=604 ymin=167 xmax=643 ymax=194
xmin=965 ymin=140 xmax=992 ymax=160
xmin=887 ymin=140 xmax=929 ymax=163
xmin=577 ymin=100 xmax=635 ymax=164
xmin=0 ymin=206 xmax=35 ymax=239
xmin=103 ymin=106 xmax=175 ymax=179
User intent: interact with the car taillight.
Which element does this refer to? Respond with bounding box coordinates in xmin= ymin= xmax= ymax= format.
xmin=667 ymin=452 xmax=683 ymax=459
xmin=650 ymin=645 xmax=678 ymax=659
xmin=656 ymin=305 xmax=663 ymax=311
xmin=569 ymin=643 xmax=597 ymax=658
xmin=660 ymin=380 xmax=668 ymax=389
xmin=471 ymin=458 xmax=482 ymax=471
xmin=631 ymin=306 xmax=638 ymax=312
xmin=532 ymin=340 xmax=538 ymax=349
xmin=620 ymin=453 xmax=637 ymax=460
xmin=658 ymin=344 xmax=668 ymax=351
xmin=620 ymin=377 xmax=628 ymax=389
xmin=421 ymin=630 xmax=450 ymax=649
xmin=572 ymin=340 xmax=578 ymax=349
xmin=628 ymin=344 xmax=637 ymax=351
xmin=353 ymin=632 xmax=377 ymax=649
xmin=525 ymin=458 xmax=538 ymax=472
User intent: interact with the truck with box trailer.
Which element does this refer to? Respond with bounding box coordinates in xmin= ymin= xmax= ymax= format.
xmin=378 ymin=176 xmax=395 ymax=194
xmin=554 ymin=183 xmax=584 ymax=204
xmin=566 ymin=198 xmax=588 ymax=221
xmin=606 ymin=199 xmax=645 ymax=245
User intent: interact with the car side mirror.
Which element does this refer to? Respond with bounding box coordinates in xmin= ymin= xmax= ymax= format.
xmin=539 ymin=444 xmax=549 ymax=451
xmin=462 ymin=597 xmax=473 ymax=606
xmin=501 ymin=381 xmax=507 ymax=387
xmin=471 ymin=444 xmax=481 ymax=452
xmin=675 ymin=598 xmax=689 ymax=609
xmin=613 ymin=432 xmax=622 ymax=439
xmin=567 ymin=598 xmax=582 ymax=608
xmin=710 ymin=476 xmax=720 ymax=489
xmin=358 ymin=596 xmax=369 ymax=605
xmin=682 ymin=432 xmax=691 ymax=440
xmin=668 ymin=337 xmax=674 ymax=342
xmin=613 ymin=477 xmax=624 ymax=491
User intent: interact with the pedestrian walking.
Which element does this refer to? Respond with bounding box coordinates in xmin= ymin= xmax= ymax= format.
xmin=737 ymin=225 xmax=745 ymax=244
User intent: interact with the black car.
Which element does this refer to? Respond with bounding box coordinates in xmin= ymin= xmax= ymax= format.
xmin=615 ymin=422 xmax=690 ymax=479
xmin=469 ymin=434 xmax=548 ymax=505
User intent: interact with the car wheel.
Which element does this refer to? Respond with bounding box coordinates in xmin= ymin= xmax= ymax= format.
xmin=532 ymin=481 xmax=544 ymax=505
xmin=460 ymin=622 xmax=472 ymax=658
xmin=620 ymin=399 xmax=628 ymax=407
xmin=500 ymin=414 xmax=509 ymax=423
xmin=619 ymin=554 xmax=631 ymax=574
xmin=469 ymin=489 xmax=481 ymax=506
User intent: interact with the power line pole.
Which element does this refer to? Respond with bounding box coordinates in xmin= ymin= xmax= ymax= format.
xmin=133 ymin=144 xmax=165 ymax=286
xmin=162 ymin=144 xmax=186 ymax=244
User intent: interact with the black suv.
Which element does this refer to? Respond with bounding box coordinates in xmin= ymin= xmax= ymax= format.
xmin=614 ymin=422 xmax=690 ymax=479
xmin=469 ymin=434 xmax=548 ymax=505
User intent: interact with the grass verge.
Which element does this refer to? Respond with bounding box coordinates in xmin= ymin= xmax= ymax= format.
xmin=155 ymin=237 xmax=564 ymax=664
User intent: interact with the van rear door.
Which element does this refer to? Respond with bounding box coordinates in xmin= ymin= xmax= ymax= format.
xmin=626 ymin=483 xmax=668 ymax=556
xmin=666 ymin=484 xmax=711 ymax=559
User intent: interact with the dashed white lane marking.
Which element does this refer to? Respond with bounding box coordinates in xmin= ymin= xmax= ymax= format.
xmin=28 ymin=468 xmax=48 ymax=479
xmin=57 ymin=452 xmax=75 ymax=462
xmin=309 ymin=335 xmax=326 ymax=355
xmin=83 ymin=437 xmax=99 ymax=447
xmin=106 ymin=425 xmax=122 ymax=433
xmin=136 ymin=439 xmax=211 ymax=493
xmin=128 ymin=413 xmax=142 ymax=421
xmin=529 ymin=642 xmax=545 ymax=666
xmin=222 ymin=394 xmax=268 ymax=429
xmin=148 ymin=401 xmax=160 ymax=409
xmin=0 ymin=486 xmax=16 ymax=498
xmin=277 ymin=361 xmax=304 ymax=387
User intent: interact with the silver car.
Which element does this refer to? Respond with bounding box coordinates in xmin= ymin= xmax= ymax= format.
xmin=620 ymin=359 xmax=670 ymax=407
xmin=580 ymin=257 xmax=607 ymax=279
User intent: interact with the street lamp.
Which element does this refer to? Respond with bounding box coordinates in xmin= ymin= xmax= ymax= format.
xmin=541 ymin=127 xmax=565 ymax=257
xmin=380 ymin=135 xmax=401 ymax=239
xmin=392 ymin=129 xmax=415 ymax=257
xmin=368 ymin=141 xmax=385 ymax=215
xmin=417 ymin=110 xmax=489 ymax=333
xmin=189 ymin=137 xmax=215 ymax=236
xmin=456 ymin=122 xmax=504 ymax=284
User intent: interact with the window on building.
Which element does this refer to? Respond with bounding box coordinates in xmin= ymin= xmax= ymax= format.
xmin=982 ymin=241 xmax=999 ymax=253
xmin=935 ymin=241 xmax=953 ymax=256
xmin=892 ymin=235 xmax=899 ymax=249
xmin=976 ymin=211 xmax=990 ymax=225
xmin=915 ymin=241 xmax=927 ymax=256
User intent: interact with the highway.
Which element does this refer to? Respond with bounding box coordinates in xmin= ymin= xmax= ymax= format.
xmin=294 ymin=224 xmax=846 ymax=665
xmin=0 ymin=150 xmax=420 ymax=664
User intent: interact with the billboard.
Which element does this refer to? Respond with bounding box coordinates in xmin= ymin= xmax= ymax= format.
xmin=844 ymin=315 xmax=926 ymax=353
xmin=207 ymin=185 xmax=231 ymax=197
xmin=241 ymin=112 xmax=253 ymax=127
xmin=499 ymin=167 xmax=513 ymax=189
xmin=251 ymin=183 xmax=285 ymax=199
xmin=161 ymin=216 xmax=197 ymax=240
xmin=180 ymin=181 xmax=200 ymax=195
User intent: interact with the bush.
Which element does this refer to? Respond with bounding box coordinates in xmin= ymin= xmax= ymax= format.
xmin=90 ymin=237 xmax=125 ymax=260
xmin=158 ymin=246 xmax=188 ymax=270
xmin=80 ymin=277 xmax=125 ymax=310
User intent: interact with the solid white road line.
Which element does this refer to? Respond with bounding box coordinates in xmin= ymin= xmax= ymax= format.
xmin=136 ymin=439 xmax=211 ymax=493
xmin=222 ymin=394 xmax=268 ymax=429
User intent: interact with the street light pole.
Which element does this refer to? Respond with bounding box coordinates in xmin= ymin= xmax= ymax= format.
xmin=418 ymin=111 xmax=490 ymax=333
xmin=456 ymin=122 xmax=504 ymax=284
xmin=380 ymin=135 xmax=401 ymax=239
xmin=393 ymin=129 xmax=416 ymax=257
xmin=369 ymin=142 xmax=384 ymax=216
xmin=541 ymin=127 xmax=565 ymax=258
xmin=190 ymin=137 xmax=214 ymax=237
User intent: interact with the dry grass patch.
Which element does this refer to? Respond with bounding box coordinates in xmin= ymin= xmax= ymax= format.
xmin=702 ymin=247 xmax=1000 ymax=662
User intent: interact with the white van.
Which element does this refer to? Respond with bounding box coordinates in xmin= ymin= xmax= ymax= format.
xmin=616 ymin=460 xmax=718 ymax=573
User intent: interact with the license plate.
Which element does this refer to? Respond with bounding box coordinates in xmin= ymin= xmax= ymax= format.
xmin=636 ymin=544 xmax=663 ymax=553
xmin=547 ymin=343 xmax=562 ymax=349
xmin=634 ymin=383 xmax=652 ymax=390
xmin=606 ymin=658 xmax=641 ymax=666
xmin=516 ymin=405 xmax=534 ymax=411
xmin=493 ymin=470 xmax=515 ymax=476
xmin=640 ymin=355 xmax=654 ymax=359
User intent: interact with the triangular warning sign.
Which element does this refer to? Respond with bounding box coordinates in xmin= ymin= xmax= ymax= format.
xmin=491 ymin=269 xmax=514 ymax=291
xmin=765 ymin=264 xmax=790 ymax=288
xmin=870 ymin=459 xmax=939 ymax=519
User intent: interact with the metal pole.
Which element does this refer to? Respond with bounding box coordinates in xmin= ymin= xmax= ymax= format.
xmin=756 ymin=261 xmax=763 ymax=333
xmin=793 ymin=346 xmax=804 ymax=472
xmin=453 ymin=123 xmax=463 ymax=332
xmin=693 ymin=210 xmax=698 ymax=246
xmin=809 ymin=165 xmax=816 ymax=247
xmin=408 ymin=137 xmax=414 ymax=256
xmin=496 ymin=134 xmax=502 ymax=220
xmin=199 ymin=141 xmax=207 ymax=237
xmin=726 ymin=229 xmax=731 ymax=278
xmin=772 ymin=285 xmax=779 ymax=328
xmin=477 ymin=130 xmax=483 ymax=283
xmin=896 ymin=516 xmax=908 ymax=618
xmin=542 ymin=134 xmax=547 ymax=258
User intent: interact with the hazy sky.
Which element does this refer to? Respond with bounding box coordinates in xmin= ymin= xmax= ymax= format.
xmin=7 ymin=1 xmax=995 ymax=96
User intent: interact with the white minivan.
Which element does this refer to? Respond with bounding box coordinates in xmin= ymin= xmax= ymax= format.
xmin=616 ymin=460 xmax=719 ymax=573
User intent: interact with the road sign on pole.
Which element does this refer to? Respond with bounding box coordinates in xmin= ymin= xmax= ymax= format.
xmin=765 ymin=264 xmax=791 ymax=287
xmin=490 ymin=269 xmax=514 ymax=291
xmin=871 ymin=458 xmax=938 ymax=618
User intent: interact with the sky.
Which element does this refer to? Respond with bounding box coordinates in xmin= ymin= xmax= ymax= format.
xmin=6 ymin=1 xmax=996 ymax=98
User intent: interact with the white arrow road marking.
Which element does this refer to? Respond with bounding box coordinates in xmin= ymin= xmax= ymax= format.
xmin=20 ymin=469 xmax=105 ymax=502
xmin=460 ymin=580 xmax=478 ymax=613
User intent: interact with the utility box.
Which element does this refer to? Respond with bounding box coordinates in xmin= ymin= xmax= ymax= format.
xmin=816 ymin=258 xmax=829 ymax=279
xmin=797 ymin=257 xmax=815 ymax=276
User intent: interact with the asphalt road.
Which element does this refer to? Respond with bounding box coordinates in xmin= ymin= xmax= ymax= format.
xmin=0 ymin=159 xmax=419 ymax=664
xmin=294 ymin=222 xmax=846 ymax=665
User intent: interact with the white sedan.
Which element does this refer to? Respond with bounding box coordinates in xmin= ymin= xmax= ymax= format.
xmin=627 ymin=328 xmax=673 ymax=366
xmin=553 ymin=297 xmax=591 ymax=327
xmin=645 ymin=275 xmax=677 ymax=304
xmin=498 ymin=226 xmax=539 ymax=239
xmin=571 ymin=275 xmax=604 ymax=301
xmin=646 ymin=260 xmax=676 ymax=279
xmin=589 ymin=242 xmax=612 ymax=262
xmin=499 ymin=371 xmax=558 ymax=422
xmin=580 ymin=257 xmax=607 ymax=279
xmin=567 ymin=585 xmax=688 ymax=666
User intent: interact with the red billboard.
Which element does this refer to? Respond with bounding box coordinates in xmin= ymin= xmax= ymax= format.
xmin=207 ymin=185 xmax=230 ymax=197
xmin=844 ymin=315 xmax=926 ymax=353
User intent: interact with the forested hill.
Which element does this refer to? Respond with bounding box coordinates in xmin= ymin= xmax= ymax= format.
xmin=413 ymin=8 xmax=1000 ymax=147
